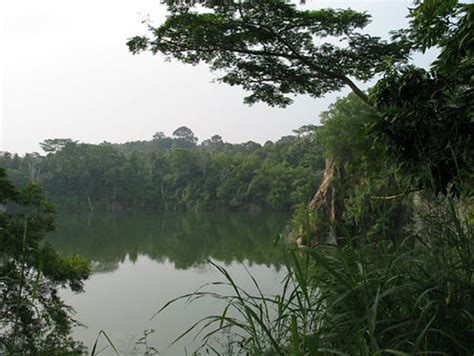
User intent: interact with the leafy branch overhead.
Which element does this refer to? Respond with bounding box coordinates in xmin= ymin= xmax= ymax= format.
xmin=127 ymin=0 xmax=409 ymax=106
xmin=128 ymin=0 xmax=473 ymax=192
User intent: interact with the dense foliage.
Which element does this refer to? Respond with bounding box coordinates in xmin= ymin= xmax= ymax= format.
xmin=0 ymin=169 xmax=90 ymax=354
xmin=0 ymin=128 xmax=324 ymax=212
xmin=371 ymin=3 xmax=474 ymax=194
xmin=315 ymin=94 xmax=413 ymax=242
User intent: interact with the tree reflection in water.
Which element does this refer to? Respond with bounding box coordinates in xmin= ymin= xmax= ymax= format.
xmin=49 ymin=212 xmax=289 ymax=273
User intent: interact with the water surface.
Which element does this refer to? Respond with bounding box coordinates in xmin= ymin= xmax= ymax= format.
xmin=50 ymin=212 xmax=289 ymax=355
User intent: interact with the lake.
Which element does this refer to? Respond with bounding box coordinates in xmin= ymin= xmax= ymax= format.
xmin=49 ymin=212 xmax=290 ymax=355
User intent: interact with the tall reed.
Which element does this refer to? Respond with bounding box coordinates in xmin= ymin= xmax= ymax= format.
xmin=153 ymin=195 xmax=473 ymax=355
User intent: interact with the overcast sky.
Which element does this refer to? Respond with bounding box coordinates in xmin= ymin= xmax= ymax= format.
xmin=1 ymin=0 xmax=429 ymax=154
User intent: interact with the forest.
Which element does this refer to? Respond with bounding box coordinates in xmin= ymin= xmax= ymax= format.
xmin=0 ymin=125 xmax=323 ymax=212
xmin=1 ymin=0 xmax=473 ymax=355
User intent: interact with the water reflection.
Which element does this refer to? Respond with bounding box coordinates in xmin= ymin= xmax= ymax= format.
xmin=50 ymin=212 xmax=290 ymax=272
xmin=49 ymin=212 xmax=290 ymax=354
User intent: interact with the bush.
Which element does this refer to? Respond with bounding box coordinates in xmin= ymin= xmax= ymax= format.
xmin=0 ymin=169 xmax=90 ymax=354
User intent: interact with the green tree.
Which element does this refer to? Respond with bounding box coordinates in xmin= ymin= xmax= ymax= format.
xmin=172 ymin=126 xmax=198 ymax=148
xmin=0 ymin=168 xmax=90 ymax=354
xmin=370 ymin=2 xmax=474 ymax=193
xmin=127 ymin=1 xmax=408 ymax=106
xmin=201 ymin=134 xmax=224 ymax=149
xmin=152 ymin=131 xmax=166 ymax=140
xmin=40 ymin=138 xmax=77 ymax=155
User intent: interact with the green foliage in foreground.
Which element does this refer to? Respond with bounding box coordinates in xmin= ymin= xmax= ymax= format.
xmin=157 ymin=196 xmax=473 ymax=355
xmin=0 ymin=168 xmax=90 ymax=354
xmin=370 ymin=2 xmax=474 ymax=194
xmin=0 ymin=129 xmax=324 ymax=213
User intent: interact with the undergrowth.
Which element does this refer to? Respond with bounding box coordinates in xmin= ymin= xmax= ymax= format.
xmin=154 ymin=195 xmax=473 ymax=355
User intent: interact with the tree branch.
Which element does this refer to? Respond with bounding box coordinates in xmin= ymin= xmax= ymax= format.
xmin=340 ymin=77 xmax=370 ymax=105
xmin=159 ymin=33 xmax=371 ymax=105
xmin=257 ymin=23 xmax=371 ymax=106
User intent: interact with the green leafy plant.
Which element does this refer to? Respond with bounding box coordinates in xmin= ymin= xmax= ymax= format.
xmin=0 ymin=168 xmax=90 ymax=354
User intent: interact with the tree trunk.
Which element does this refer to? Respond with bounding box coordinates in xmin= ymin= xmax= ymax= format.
xmin=87 ymin=196 xmax=94 ymax=226
xmin=160 ymin=182 xmax=168 ymax=211
xmin=308 ymin=158 xmax=339 ymax=245
xmin=87 ymin=196 xmax=94 ymax=213
xmin=309 ymin=158 xmax=336 ymax=211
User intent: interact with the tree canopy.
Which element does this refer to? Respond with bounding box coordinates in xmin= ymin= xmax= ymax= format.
xmin=371 ymin=2 xmax=474 ymax=193
xmin=1 ymin=128 xmax=324 ymax=213
xmin=127 ymin=0 xmax=408 ymax=106
xmin=172 ymin=126 xmax=198 ymax=147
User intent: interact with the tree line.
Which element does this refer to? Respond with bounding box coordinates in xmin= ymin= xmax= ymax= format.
xmin=0 ymin=125 xmax=324 ymax=212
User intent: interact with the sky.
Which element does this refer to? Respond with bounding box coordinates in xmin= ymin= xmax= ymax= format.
xmin=1 ymin=0 xmax=428 ymax=154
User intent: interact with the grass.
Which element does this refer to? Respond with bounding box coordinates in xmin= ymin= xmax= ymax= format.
xmin=91 ymin=330 xmax=119 ymax=356
xmin=152 ymin=194 xmax=473 ymax=355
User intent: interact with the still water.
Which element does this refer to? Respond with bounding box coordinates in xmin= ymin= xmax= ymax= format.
xmin=49 ymin=212 xmax=290 ymax=355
